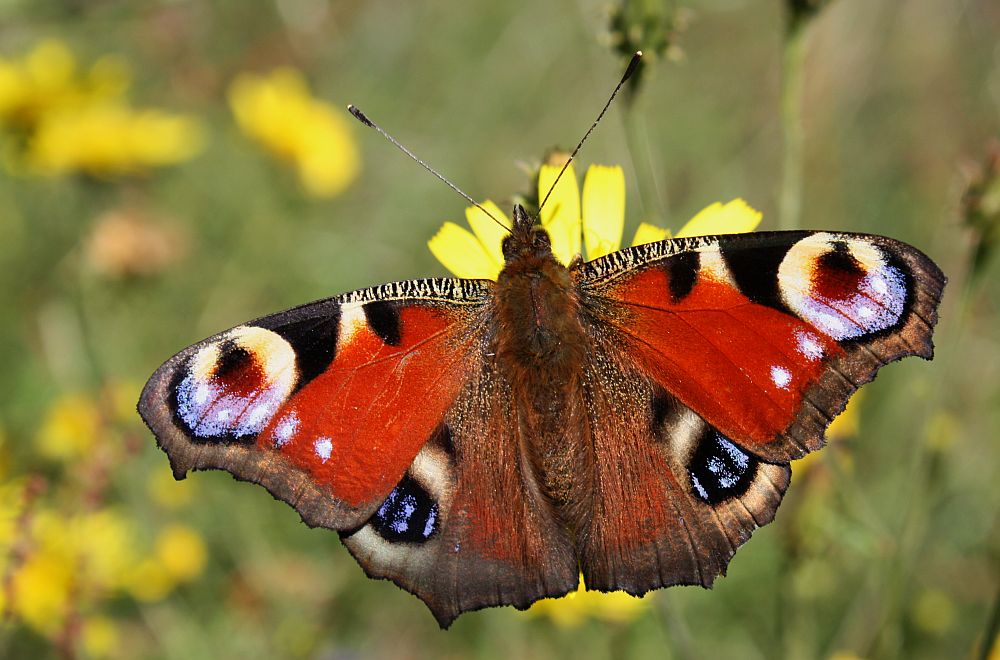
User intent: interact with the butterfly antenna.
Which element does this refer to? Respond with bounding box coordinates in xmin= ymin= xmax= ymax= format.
xmin=535 ymin=51 xmax=642 ymax=219
xmin=347 ymin=104 xmax=509 ymax=233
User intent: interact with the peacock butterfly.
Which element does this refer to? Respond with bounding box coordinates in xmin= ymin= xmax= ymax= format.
xmin=138 ymin=57 xmax=946 ymax=628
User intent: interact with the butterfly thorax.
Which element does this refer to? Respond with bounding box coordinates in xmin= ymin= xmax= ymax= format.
xmin=495 ymin=206 xmax=592 ymax=515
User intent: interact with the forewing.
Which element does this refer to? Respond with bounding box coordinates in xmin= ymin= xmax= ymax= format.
xmin=138 ymin=278 xmax=492 ymax=530
xmin=577 ymin=231 xmax=945 ymax=463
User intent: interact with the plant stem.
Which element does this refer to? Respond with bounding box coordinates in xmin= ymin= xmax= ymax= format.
xmin=779 ymin=20 xmax=808 ymax=231
xmin=624 ymin=103 xmax=669 ymax=230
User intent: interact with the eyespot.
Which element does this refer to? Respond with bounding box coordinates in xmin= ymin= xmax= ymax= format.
xmin=778 ymin=234 xmax=908 ymax=341
xmin=173 ymin=325 xmax=298 ymax=440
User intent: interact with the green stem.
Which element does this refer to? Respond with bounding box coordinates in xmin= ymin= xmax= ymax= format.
xmin=779 ymin=21 xmax=807 ymax=231
xmin=624 ymin=103 xmax=669 ymax=230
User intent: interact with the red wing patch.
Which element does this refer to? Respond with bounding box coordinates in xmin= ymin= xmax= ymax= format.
xmin=605 ymin=266 xmax=843 ymax=447
xmin=257 ymin=304 xmax=481 ymax=508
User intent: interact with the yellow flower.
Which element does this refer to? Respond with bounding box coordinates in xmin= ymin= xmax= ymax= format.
xmin=36 ymin=393 xmax=102 ymax=461
xmin=123 ymin=523 xmax=208 ymax=601
xmin=229 ymin=68 xmax=360 ymax=197
xmin=155 ymin=523 xmax=207 ymax=582
xmin=0 ymin=39 xmax=128 ymax=131
xmin=910 ymin=588 xmax=956 ymax=635
xmin=10 ymin=546 xmax=75 ymax=634
xmin=27 ymin=102 xmax=203 ymax=177
xmin=527 ymin=575 xmax=647 ymax=627
xmin=0 ymin=40 xmax=200 ymax=177
xmin=124 ymin=558 xmax=176 ymax=603
xmin=70 ymin=509 xmax=139 ymax=591
xmin=793 ymin=391 xmax=864 ymax=478
xmin=428 ymin=162 xmax=762 ymax=279
xmin=81 ymin=616 xmax=120 ymax=659
xmin=147 ymin=463 xmax=198 ymax=510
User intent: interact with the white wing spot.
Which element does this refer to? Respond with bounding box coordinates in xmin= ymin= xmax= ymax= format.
xmin=795 ymin=330 xmax=824 ymax=360
xmin=314 ymin=437 xmax=333 ymax=462
xmin=770 ymin=365 xmax=792 ymax=389
xmin=216 ymin=408 xmax=232 ymax=421
xmin=274 ymin=413 xmax=300 ymax=448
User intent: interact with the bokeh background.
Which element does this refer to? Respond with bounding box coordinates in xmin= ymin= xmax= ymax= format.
xmin=1 ymin=1 xmax=998 ymax=658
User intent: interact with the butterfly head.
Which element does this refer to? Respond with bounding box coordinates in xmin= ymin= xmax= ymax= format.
xmin=502 ymin=204 xmax=554 ymax=264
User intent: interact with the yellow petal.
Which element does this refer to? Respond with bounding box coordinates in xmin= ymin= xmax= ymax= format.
xmin=427 ymin=222 xmax=500 ymax=279
xmin=538 ymin=163 xmax=581 ymax=265
xmin=631 ymin=222 xmax=671 ymax=246
xmin=582 ymin=165 xmax=625 ymax=259
xmin=465 ymin=200 xmax=510 ymax=269
xmin=675 ymin=198 xmax=763 ymax=238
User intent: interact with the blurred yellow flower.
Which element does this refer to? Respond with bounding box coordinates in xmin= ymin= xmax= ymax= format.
xmin=910 ymin=588 xmax=955 ymax=635
xmin=124 ymin=523 xmax=208 ymax=602
xmin=0 ymin=39 xmax=128 ymax=130
xmin=825 ymin=390 xmax=863 ymax=441
xmin=229 ymin=68 xmax=360 ymax=197
xmin=81 ymin=615 xmax=120 ymax=659
xmin=27 ymin=103 xmax=203 ymax=177
xmin=36 ymin=393 xmax=101 ymax=461
xmin=428 ymin=161 xmax=762 ymax=279
xmin=125 ymin=558 xmax=176 ymax=603
xmin=527 ymin=575 xmax=647 ymax=627
xmin=793 ymin=391 xmax=863 ymax=478
xmin=70 ymin=509 xmax=139 ymax=591
xmin=147 ymin=464 xmax=198 ymax=510
xmin=10 ymin=544 xmax=75 ymax=634
xmin=155 ymin=523 xmax=208 ymax=582
xmin=0 ymin=478 xmax=28 ymax=613
xmin=0 ymin=39 xmax=202 ymax=177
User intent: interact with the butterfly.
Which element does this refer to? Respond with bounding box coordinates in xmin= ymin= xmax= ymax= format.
xmin=138 ymin=200 xmax=945 ymax=627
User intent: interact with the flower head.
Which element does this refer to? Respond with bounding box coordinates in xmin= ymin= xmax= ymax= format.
xmin=229 ymin=68 xmax=360 ymax=198
xmin=0 ymin=39 xmax=202 ymax=177
xmin=26 ymin=102 xmax=203 ymax=177
xmin=527 ymin=575 xmax=647 ymax=627
xmin=0 ymin=40 xmax=128 ymax=132
xmin=428 ymin=161 xmax=762 ymax=279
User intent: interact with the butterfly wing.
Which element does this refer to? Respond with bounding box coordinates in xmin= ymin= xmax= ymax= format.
xmin=138 ymin=277 xmax=576 ymax=626
xmin=574 ymin=231 xmax=944 ymax=591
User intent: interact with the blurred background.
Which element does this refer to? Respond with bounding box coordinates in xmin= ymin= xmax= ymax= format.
xmin=1 ymin=0 xmax=998 ymax=658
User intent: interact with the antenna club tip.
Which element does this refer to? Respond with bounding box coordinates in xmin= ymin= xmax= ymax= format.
xmin=347 ymin=104 xmax=375 ymax=128
xmin=623 ymin=52 xmax=642 ymax=80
